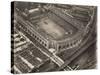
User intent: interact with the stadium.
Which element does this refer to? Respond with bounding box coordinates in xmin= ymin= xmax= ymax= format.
xmin=11 ymin=2 xmax=97 ymax=74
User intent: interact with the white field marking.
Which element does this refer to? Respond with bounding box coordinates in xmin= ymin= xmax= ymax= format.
xmin=13 ymin=65 xmax=22 ymax=73
xmin=19 ymin=56 xmax=34 ymax=69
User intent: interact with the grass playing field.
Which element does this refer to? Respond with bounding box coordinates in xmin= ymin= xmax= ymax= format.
xmin=37 ymin=17 xmax=73 ymax=40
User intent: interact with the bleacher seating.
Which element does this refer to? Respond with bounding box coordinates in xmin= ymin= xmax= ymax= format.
xmin=49 ymin=7 xmax=85 ymax=30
